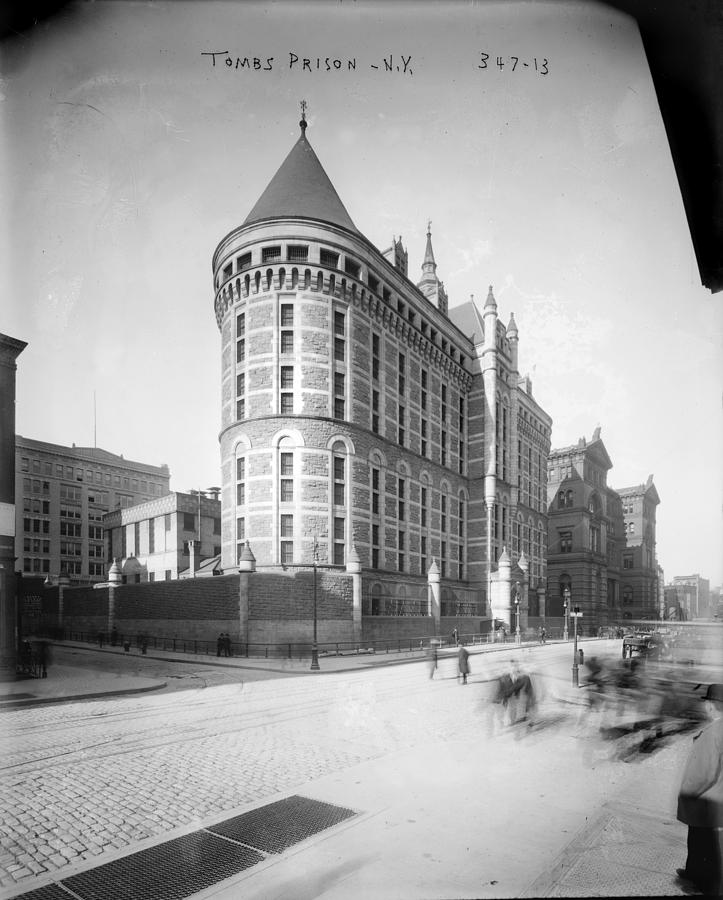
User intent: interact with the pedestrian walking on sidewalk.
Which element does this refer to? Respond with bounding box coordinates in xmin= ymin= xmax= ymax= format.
xmin=457 ymin=643 xmax=470 ymax=684
xmin=675 ymin=683 xmax=723 ymax=897
xmin=216 ymin=633 xmax=224 ymax=657
xmin=97 ymin=631 xmax=104 ymax=648
xmin=427 ymin=643 xmax=438 ymax=679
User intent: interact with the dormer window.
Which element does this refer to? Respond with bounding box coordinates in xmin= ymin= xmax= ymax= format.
xmin=262 ymin=245 xmax=282 ymax=263
xmin=320 ymin=248 xmax=339 ymax=268
xmin=236 ymin=252 xmax=252 ymax=271
xmin=344 ymin=257 xmax=360 ymax=279
xmin=287 ymin=245 xmax=308 ymax=262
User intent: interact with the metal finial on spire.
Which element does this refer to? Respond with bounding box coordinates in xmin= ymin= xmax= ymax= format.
xmin=427 ymin=218 xmax=432 ymax=234
xmin=299 ymin=99 xmax=307 ymax=133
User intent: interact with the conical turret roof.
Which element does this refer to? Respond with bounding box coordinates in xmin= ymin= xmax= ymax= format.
xmin=242 ymin=121 xmax=359 ymax=234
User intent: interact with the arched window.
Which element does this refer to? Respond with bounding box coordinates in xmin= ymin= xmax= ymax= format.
xmin=558 ymin=490 xmax=566 ymax=509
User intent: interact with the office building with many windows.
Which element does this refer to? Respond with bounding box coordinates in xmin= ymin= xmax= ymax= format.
xmin=15 ymin=436 xmax=170 ymax=584
xmin=212 ymin=115 xmax=552 ymax=626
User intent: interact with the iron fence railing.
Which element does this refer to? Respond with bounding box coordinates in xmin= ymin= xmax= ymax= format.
xmin=31 ymin=625 xmax=604 ymax=661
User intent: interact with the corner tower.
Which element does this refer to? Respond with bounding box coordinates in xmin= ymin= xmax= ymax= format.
xmin=212 ymin=112 xmax=551 ymax=647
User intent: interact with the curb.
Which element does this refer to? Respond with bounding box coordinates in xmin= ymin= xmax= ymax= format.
xmin=0 ymin=680 xmax=168 ymax=710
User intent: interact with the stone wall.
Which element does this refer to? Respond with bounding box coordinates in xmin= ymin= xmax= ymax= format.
xmin=361 ymin=616 xmax=435 ymax=644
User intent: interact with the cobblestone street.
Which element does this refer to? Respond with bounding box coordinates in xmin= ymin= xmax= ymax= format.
xmin=0 ymin=643 xmax=695 ymax=898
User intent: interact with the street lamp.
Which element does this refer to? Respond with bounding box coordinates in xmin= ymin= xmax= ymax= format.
xmin=572 ymin=602 xmax=580 ymax=687
xmin=310 ymin=536 xmax=320 ymax=671
xmin=563 ymin=586 xmax=570 ymax=641
xmin=514 ymin=581 xmax=521 ymax=645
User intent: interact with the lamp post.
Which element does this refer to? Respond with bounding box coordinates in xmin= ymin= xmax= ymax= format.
xmin=563 ymin=586 xmax=570 ymax=641
xmin=572 ymin=604 xmax=580 ymax=687
xmin=310 ymin=536 xmax=320 ymax=671
xmin=514 ymin=581 xmax=521 ymax=645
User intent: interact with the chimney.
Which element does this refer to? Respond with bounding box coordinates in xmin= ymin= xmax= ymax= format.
xmin=188 ymin=540 xmax=200 ymax=577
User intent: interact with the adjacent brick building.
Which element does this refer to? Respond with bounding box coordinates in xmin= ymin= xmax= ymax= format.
xmin=546 ymin=428 xmax=660 ymax=630
xmin=211 ymin=113 xmax=552 ymax=634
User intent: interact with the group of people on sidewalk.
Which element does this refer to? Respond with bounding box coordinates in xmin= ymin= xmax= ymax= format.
xmin=216 ymin=632 xmax=233 ymax=657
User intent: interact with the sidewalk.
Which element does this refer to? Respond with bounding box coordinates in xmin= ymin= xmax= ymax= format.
xmin=185 ymin=698 xmax=694 ymax=899
xmin=0 ymin=636 xmax=588 ymax=708
xmin=1 ymin=636 xmax=717 ymax=708
xmin=0 ymin=663 xmax=167 ymax=708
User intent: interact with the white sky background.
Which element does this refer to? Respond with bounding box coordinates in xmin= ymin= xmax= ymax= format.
xmin=2 ymin=0 xmax=721 ymax=585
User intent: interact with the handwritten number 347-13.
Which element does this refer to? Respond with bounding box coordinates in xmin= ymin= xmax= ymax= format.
xmin=479 ymin=53 xmax=549 ymax=74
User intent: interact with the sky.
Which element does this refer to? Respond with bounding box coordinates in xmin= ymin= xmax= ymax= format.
xmin=2 ymin=0 xmax=721 ymax=585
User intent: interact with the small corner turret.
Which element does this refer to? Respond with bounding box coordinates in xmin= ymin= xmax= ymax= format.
xmin=382 ymin=235 xmax=408 ymax=276
xmin=416 ymin=222 xmax=448 ymax=314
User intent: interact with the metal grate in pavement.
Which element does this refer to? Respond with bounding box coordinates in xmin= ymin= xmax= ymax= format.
xmin=209 ymin=794 xmax=357 ymax=853
xmin=9 ymin=796 xmax=358 ymax=900
xmin=5 ymin=885 xmax=73 ymax=900
xmin=548 ymin=847 xmax=682 ymax=897
xmin=61 ymin=831 xmax=263 ymax=900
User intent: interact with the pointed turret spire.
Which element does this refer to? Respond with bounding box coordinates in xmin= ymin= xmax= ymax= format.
xmin=242 ymin=109 xmax=358 ymax=234
xmin=421 ymin=220 xmax=436 ymax=274
xmin=507 ymin=312 xmax=518 ymax=338
xmin=484 ymin=285 xmax=497 ymax=310
xmin=417 ymin=221 xmax=448 ymax=314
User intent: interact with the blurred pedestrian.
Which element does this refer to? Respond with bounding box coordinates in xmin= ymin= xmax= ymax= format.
xmin=223 ymin=633 xmax=231 ymax=657
xmin=490 ymin=665 xmax=515 ymax=732
xmin=110 ymin=626 xmax=118 ymax=647
xmin=36 ymin=640 xmax=49 ymax=678
xmin=452 ymin=627 xmax=459 ymax=646
xmin=539 ymin=626 xmax=546 ymax=645
xmin=457 ymin=643 xmax=470 ymax=684
xmin=217 ymin=633 xmax=224 ymax=657
xmin=675 ymin=683 xmax=723 ymax=896
xmin=511 ymin=660 xmax=537 ymax=726
xmin=427 ymin=643 xmax=438 ymax=679
xmin=98 ymin=631 xmax=105 ymax=648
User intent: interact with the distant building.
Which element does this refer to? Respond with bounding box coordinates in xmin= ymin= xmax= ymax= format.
xmin=210 ymin=113 xmax=552 ymax=629
xmin=667 ymin=574 xmax=711 ymax=619
xmin=546 ymin=428 xmax=660 ymax=628
xmin=617 ymin=476 xmax=661 ymax=619
xmin=16 ymin=437 xmax=170 ymax=584
xmin=104 ymin=490 xmax=222 ymax=582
